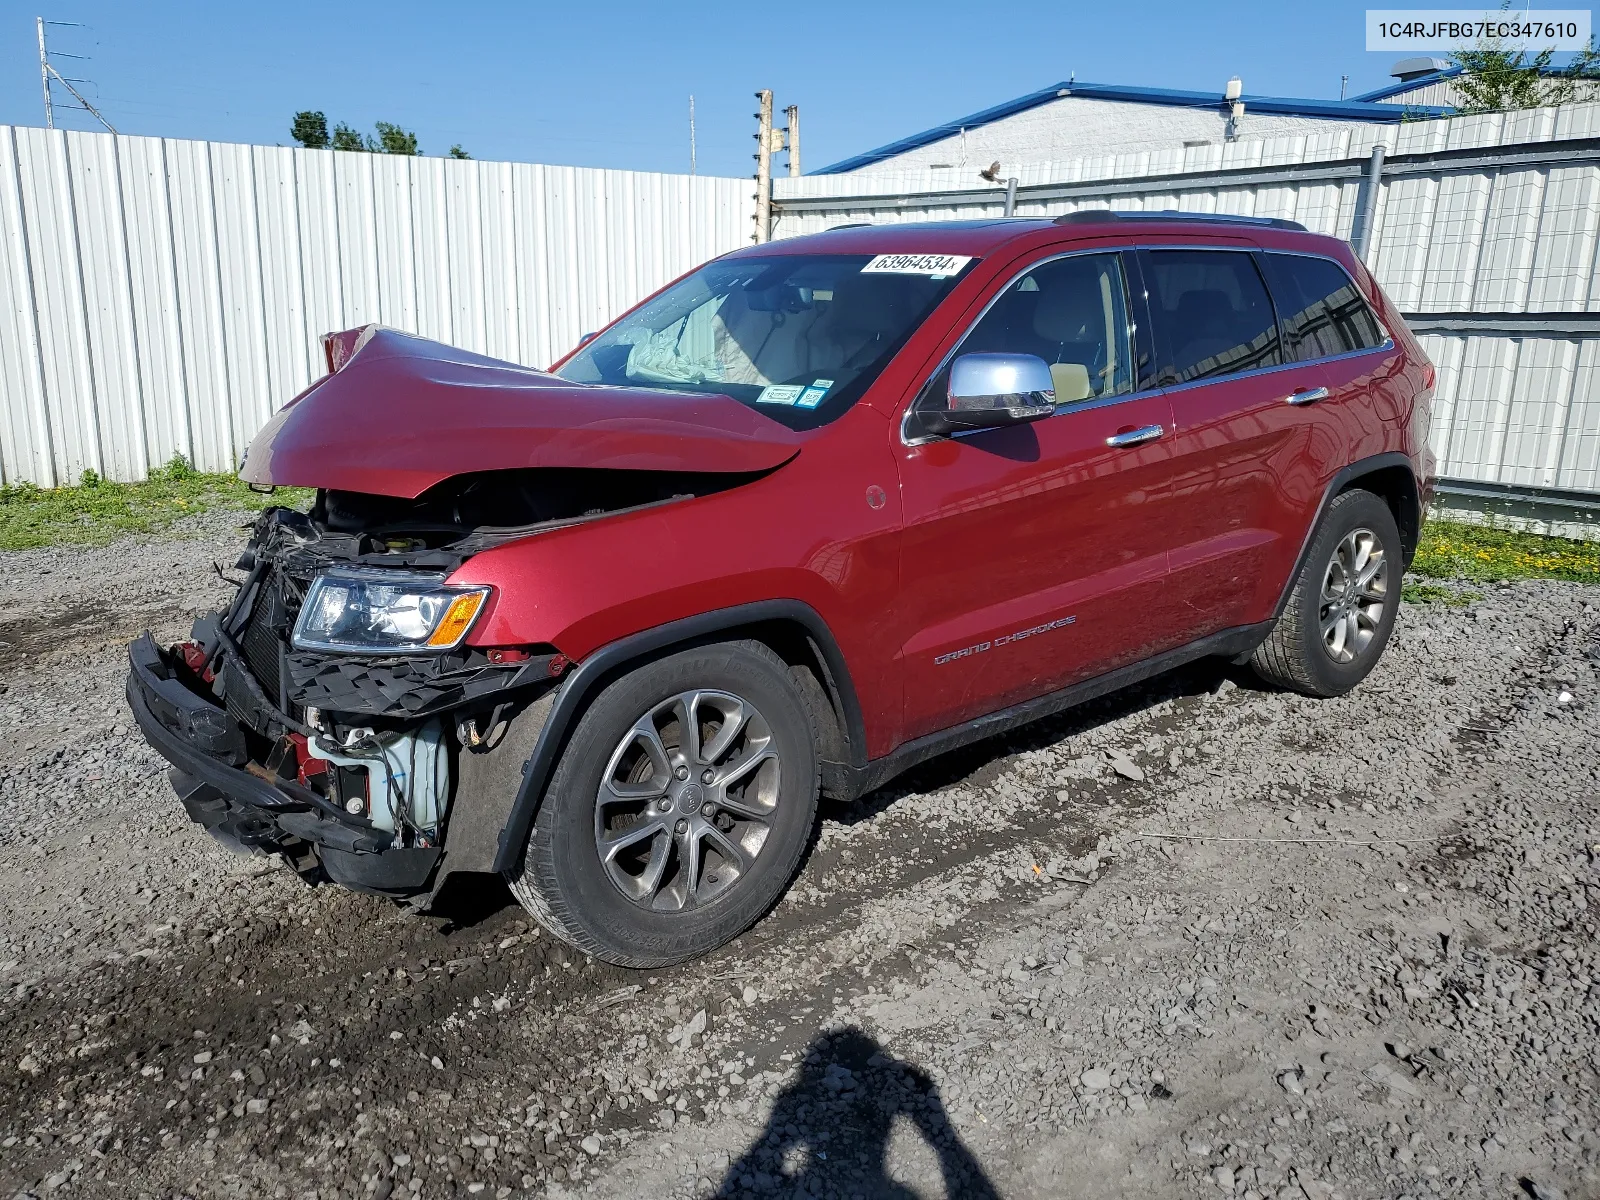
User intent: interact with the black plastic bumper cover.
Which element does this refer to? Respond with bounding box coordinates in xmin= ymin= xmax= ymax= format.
xmin=126 ymin=634 xmax=394 ymax=858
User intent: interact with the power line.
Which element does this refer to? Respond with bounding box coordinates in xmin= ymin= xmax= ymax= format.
xmin=36 ymin=17 xmax=116 ymax=133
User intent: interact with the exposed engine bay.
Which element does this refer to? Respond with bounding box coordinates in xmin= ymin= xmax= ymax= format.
xmin=125 ymin=465 xmax=762 ymax=901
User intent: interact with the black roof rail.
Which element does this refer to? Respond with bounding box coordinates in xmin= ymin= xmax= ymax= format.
xmin=827 ymin=222 xmax=873 ymax=231
xmin=1053 ymin=209 xmax=1308 ymax=232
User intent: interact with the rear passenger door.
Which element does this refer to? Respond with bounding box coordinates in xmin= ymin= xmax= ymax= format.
xmin=1257 ymin=251 xmax=1400 ymax=460
xmin=1138 ymin=247 xmax=1331 ymax=640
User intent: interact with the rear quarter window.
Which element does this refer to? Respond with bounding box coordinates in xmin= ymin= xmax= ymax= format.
xmin=1259 ymin=252 xmax=1387 ymax=361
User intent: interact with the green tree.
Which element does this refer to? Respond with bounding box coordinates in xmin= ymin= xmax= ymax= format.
xmin=330 ymin=121 xmax=368 ymax=152
xmin=302 ymin=115 xmax=441 ymax=156
xmin=290 ymin=111 xmax=329 ymax=149
xmin=1450 ymin=6 xmax=1600 ymax=112
xmin=373 ymin=121 xmax=421 ymax=155
xmin=448 ymin=144 xmax=471 ymax=160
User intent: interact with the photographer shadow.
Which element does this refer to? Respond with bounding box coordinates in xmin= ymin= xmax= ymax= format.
xmin=713 ymin=1027 xmax=1000 ymax=1200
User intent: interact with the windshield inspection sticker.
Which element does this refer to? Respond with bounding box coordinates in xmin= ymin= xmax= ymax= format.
xmin=861 ymin=253 xmax=972 ymax=276
xmin=796 ymin=379 xmax=834 ymax=408
xmin=756 ymin=384 xmax=805 ymax=405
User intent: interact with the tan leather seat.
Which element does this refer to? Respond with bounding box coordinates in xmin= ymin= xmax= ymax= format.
xmin=1031 ymin=279 xmax=1108 ymax=398
xmin=1049 ymin=361 xmax=1092 ymax=402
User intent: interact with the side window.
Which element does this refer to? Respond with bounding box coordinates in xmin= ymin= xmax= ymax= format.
xmin=1260 ymin=252 xmax=1387 ymax=361
xmin=928 ymin=252 xmax=1136 ymax=405
xmin=1144 ymin=249 xmax=1281 ymax=385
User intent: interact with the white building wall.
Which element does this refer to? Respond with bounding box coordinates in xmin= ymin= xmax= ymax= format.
xmin=1383 ymin=78 xmax=1600 ymax=108
xmin=835 ymin=96 xmax=1391 ymax=176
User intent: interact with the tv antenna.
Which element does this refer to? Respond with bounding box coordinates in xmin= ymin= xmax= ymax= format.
xmin=36 ymin=17 xmax=116 ymax=133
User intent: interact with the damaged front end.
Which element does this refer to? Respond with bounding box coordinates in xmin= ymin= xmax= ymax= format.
xmin=126 ymin=325 xmax=804 ymax=904
xmin=126 ymin=495 xmax=577 ymax=898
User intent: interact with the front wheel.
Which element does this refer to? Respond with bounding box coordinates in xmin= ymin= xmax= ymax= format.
xmin=1251 ymin=487 xmax=1402 ymax=697
xmin=505 ymin=641 xmax=819 ymax=968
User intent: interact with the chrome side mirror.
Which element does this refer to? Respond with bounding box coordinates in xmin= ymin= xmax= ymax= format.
xmin=918 ymin=353 xmax=1056 ymax=437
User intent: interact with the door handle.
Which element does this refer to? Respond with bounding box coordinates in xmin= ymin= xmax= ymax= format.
xmin=1285 ymin=386 xmax=1331 ymax=406
xmin=1106 ymin=424 xmax=1164 ymax=448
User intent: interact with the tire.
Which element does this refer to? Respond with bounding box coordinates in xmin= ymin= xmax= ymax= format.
xmin=1251 ymin=488 xmax=1402 ymax=698
xmin=505 ymin=640 xmax=819 ymax=968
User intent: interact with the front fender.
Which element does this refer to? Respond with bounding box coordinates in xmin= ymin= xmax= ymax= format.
xmin=485 ymin=599 xmax=865 ymax=875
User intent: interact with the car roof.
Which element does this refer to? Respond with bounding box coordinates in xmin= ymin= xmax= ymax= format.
xmin=731 ymin=214 xmax=1350 ymax=262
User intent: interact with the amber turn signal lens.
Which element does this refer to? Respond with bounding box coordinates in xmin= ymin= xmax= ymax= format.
xmin=426 ymin=590 xmax=489 ymax=647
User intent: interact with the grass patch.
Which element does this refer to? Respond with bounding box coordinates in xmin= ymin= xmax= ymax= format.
xmin=0 ymin=457 xmax=311 ymax=551
xmin=1411 ymin=519 xmax=1600 ymax=587
xmin=1401 ymin=580 xmax=1482 ymax=607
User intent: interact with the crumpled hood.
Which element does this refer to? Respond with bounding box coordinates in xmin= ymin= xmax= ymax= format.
xmin=239 ymin=326 xmax=802 ymax=499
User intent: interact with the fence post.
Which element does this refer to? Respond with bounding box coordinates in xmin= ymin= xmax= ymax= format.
xmin=1352 ymin=144 xmax=1385 ymax=262
xmin=1003 ymin=177 xmax=1018 ymax=216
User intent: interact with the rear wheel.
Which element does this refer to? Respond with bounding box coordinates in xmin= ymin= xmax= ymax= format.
xmin=505 ymin=641 xmax=818 ymax=967
xmin=1251 ymin=488 xmax=1401 ymax=697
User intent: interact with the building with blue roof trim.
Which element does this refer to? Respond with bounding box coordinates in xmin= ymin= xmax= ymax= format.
xmin=813 ymin=72 xmax=1457 ymax=177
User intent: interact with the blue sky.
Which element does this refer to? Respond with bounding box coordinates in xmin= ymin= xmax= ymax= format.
xmin=0 ymin=1 xmax=1486 ymax=175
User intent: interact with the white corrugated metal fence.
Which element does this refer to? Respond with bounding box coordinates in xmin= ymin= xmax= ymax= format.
xmin=773 ymin=103 xmax=1600 ymax=505
xmin=7 ymin=111 xmax=1599 ymax=506
xmin=0 ymin=127 xmax=755 ymax=487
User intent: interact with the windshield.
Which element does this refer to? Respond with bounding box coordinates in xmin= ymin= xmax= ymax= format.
xmin=554 ymin=253 xmax=975 ymax=429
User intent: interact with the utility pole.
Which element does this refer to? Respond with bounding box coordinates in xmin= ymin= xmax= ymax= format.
xmin=753 ymin=90 xmax=774 ymax=243
xmin=35 ymin=17 xmax=116 ymax=133
xmin=689 ymin=94 xmax=696 ymax=175
xmin=785 ymin=104 xmax=800 ymax=176
xmin=36 ymin=18 xmax=53 ymax=129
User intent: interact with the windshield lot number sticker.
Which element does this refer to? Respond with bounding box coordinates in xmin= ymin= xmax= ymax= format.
xmin=756 ymin=384 xmax=805 ymax=405
xmin=861 ymin=254 xmax=972 ymax=276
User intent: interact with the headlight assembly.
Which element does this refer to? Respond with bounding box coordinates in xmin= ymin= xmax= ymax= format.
xmin=291 ymin=568 xmax=491 ymax=654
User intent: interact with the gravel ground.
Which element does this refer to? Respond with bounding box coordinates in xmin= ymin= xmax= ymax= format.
xmin=1 ymin=514 xmax=1598 ymax=1200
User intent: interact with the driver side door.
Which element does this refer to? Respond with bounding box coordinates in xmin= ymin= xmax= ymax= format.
xmin=892 ymin=247 xmax=1187 ymax=743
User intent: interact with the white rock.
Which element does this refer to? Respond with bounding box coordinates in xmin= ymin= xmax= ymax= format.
xmin=668 ymin=1008 xmax=709 ymax=1049
xmin=1080 ymin=1067 xmax=1111 ymax=1090
xmin=581 ymin=1134 xmax=602 ymax=1156
xmin=1211 ymin=1166 xmax=1235 ymax=1190
xmin=1109 ymin=755 xmax=1145 ymax=782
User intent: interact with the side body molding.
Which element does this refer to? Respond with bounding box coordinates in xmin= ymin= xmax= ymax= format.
xmin=491 ymin=600 xmax=866 ymax=873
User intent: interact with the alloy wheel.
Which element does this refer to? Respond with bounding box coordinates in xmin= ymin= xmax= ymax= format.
xmin=593 ymin=689 xmax=780 ymax=912
xmin=1318 ymin=526 xmax=1389 ymax=665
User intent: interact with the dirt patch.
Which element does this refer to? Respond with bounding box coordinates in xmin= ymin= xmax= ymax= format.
xmin=1 ymin=524 xmax=1597 ymax=1199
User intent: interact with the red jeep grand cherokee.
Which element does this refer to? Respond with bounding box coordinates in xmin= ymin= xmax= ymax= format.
xmin=127 ymin=211 xmax=1435 ymax=966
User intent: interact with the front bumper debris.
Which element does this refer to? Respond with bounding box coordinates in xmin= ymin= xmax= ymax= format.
xmin=126 ymin=634 xmax=441 ymax=893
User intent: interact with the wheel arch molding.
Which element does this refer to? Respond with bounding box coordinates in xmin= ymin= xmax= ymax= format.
xmin=489 ymin=599 xmax=865 ymax=875
xmin=1274 ymin=450 xmax=1422 ymax=621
